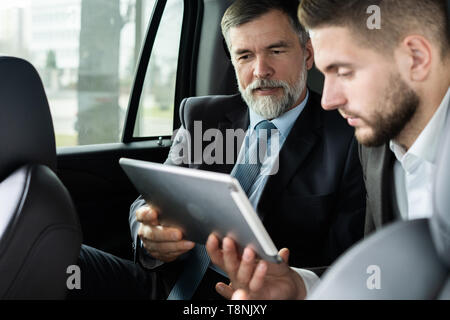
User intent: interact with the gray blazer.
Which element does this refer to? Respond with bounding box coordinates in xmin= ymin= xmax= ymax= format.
xmin=358 ymin=143 xmax=397 ymax=235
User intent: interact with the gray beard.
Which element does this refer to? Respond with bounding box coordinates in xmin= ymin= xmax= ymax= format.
xmin=238 ymin=62 xmax=307 ymax=119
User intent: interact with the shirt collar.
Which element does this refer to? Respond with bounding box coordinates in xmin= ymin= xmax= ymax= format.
xmin=390 ymin=87 xmax=450 ymax=164
xmin=248 ymin=89 xmax=309 ymax=140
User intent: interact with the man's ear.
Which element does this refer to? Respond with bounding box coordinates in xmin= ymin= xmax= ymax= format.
xmin=304 ymin=39 xmax=315 ymax=70
xmin=400 ymin=35 xmax=433 ymax=82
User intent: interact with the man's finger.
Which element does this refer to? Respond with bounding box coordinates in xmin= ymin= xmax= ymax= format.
xmin=279 ymin=248 xmax=290 ymax=263
xmin=236 ymin=247 xmax=257 ymax=286
xmin=215 ymin=282 xmax=234 ymax=300
xmin=248 ymin=261 xmax=268 ymax=292
xmin=206 ymin=234 xmax=224 ymax=268
xmin=135 ymin=205 xmax=159 ymax=225
xmin=138 ymin=224 xmax=183 ymax=242
xmin=222 ymin=237 xmax=240 ymax=275
xmin=142 ymin=239 xmax=195 ymax=254
xmin=232 ymin=289 xmax=250 ymax=300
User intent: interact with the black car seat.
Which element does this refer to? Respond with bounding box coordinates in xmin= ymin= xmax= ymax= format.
xmin=0 ymin=56 xmax=82 ymax=299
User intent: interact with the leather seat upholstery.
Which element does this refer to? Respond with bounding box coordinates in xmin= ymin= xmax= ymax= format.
xmin=0 ymin=56 xmax=82 ymax=299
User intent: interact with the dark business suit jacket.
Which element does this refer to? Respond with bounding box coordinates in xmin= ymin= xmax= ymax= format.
xmin=130 ymin=90 xmax=366 ymax=298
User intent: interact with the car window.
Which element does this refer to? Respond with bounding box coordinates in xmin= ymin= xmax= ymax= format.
xmin=133 ymin=0 xmax=183 ymax=138
xmin=0 ymin=0 xmax=158 ymax=147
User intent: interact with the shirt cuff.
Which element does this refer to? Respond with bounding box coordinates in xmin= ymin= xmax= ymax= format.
xmin=291 ymin=267 xmax=320 ymax=298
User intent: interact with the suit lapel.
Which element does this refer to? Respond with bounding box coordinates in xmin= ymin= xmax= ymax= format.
xmin=366 ymin=144 xmax=396 ymax=228
xmin=257 ymin=94 xmax=322 ymax=217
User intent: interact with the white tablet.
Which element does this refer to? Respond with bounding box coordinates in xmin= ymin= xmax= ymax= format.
xmin=119 ymin=157 xmax=282 ymax=263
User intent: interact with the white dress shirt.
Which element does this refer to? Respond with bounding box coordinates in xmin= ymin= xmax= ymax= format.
xmin=390 ymin=87 xmax=450 ymax=220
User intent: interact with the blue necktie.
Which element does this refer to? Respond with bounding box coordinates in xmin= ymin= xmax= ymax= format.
xmin=231 ymin=120 xmax=277 ymax=194
xmin=167 ymin=120 xmax=277 ymax=300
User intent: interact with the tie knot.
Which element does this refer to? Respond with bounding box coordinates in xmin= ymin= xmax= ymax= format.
xmin=255 ymin=120 xmax=277 ymax=135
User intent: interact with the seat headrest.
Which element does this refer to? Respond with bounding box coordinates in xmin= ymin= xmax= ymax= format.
xmin=0 ymin=56 xmax=56 ymax=182
xmin=430 ymin=92 xmax=450 ymax=267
